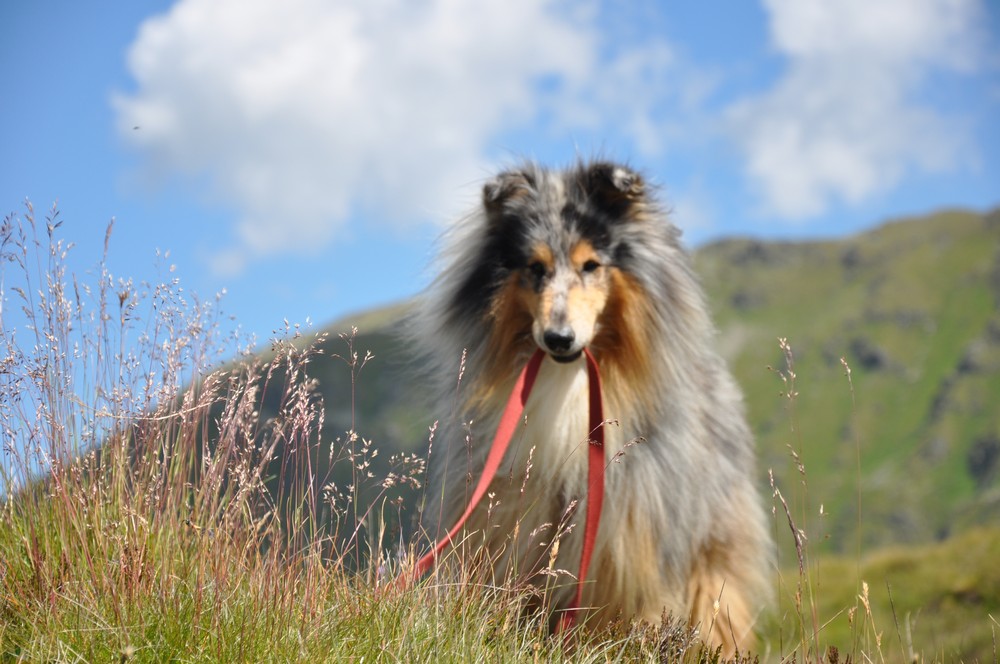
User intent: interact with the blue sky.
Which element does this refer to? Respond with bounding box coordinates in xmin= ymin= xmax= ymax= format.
xmin=2 ymin=0 xmax=998 ymax=347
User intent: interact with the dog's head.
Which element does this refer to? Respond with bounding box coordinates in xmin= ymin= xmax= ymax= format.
xmin=480 ymin=162 xmax=648 ymax=363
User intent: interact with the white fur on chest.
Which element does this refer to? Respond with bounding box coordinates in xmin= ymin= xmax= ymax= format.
xmin=504 ymin=358 xmax=590 ymax=485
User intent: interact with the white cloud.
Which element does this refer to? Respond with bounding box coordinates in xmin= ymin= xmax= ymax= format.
xmin=727 ymin=0 xmax=986 ymax=220
xmin=114 ymin=0 xmax=679 ymax=273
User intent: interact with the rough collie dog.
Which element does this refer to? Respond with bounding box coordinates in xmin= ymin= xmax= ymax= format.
xmin=412 ymin=161 xmax=771 ymax=654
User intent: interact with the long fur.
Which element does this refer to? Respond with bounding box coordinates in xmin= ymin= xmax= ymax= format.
xmin=411 ymin=161 xmax=772 ymax=654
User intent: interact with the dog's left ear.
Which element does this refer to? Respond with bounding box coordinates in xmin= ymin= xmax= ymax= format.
xmin=582 ymin=162 xmax=645 ymax=213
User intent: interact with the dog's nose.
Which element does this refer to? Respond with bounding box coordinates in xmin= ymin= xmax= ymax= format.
xmin=543 ymin=328 xmax=575 ymax=354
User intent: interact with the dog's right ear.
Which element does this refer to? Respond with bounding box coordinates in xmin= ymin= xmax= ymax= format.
xmin=483 ymin=169 xmax=536 ymax=214
xmin=582 ymin=162 xmax=645 ymax=210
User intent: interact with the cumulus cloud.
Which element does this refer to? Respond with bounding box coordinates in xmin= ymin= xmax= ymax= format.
xmin=727 ymin=0 xmax=986 ymax=220
xmin=113 ymin=0 xmax=675 ymax=273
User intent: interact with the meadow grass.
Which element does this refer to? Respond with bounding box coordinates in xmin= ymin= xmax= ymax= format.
xmin=0 ymin=205 xmax=738 ymax=662
xmin=761 ymin=339 xmax=1000 ymax=663
xmin=2 ymin=203 xmax=997 ymax=662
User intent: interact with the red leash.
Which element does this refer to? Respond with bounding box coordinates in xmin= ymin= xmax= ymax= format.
xmin=556 ymin=348 xmax=606 ymax=632
xmin=397 ymin=348 xmax=606 ymax=633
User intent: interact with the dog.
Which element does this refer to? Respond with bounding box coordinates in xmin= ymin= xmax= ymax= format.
xmin=411 ymin=160 xmax=771 ymax=654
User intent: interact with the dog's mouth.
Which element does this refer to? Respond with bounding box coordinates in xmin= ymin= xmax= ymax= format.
xmin=548 ymin=349 xmax=583 ymax=364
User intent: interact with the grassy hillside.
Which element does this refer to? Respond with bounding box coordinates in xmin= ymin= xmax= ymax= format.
xmin=696 ymin=208 xmax=1000 ymax=552
xmin=763 ymin=526 xmax=1000 ymax=662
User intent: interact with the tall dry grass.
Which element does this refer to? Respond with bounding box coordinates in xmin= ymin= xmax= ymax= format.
xmin=1 ymin=202 xmax=341 ymax=658
xmin=1 ymin=203 xmax=739 ymax=662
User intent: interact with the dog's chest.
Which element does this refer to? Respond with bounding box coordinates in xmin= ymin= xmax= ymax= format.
xmin=503 ymin=359 xmax=596 ymax=492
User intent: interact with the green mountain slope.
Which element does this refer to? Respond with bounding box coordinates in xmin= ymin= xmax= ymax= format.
xmin=696 ymin=207 xmax=1000 ymax=551
xmin=290 ymin=206 xmax=1000 ymax=553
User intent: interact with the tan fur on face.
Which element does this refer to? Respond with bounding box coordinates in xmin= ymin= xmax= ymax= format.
xmin=568 ymin=241 xmax=599 ymax=270
xmin=476 ymin=241 xmax=615 ymax=407
xmin=476 ymin=275 xmax=535 ymax=407
xmin=529 ymin=240 xmax=612 ymax=350
xmin=591 ymin=270 xmax=656 ymax=413
xmin=479 ymin=241 xmax=656 ymax=411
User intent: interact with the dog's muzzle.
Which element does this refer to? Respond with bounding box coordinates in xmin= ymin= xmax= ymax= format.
xmin=542 ymin=328 xmax=584 ymax=363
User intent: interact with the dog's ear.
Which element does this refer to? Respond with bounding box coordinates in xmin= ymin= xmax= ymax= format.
xmin=582 ymin=162 xmax=645 ymax=214
xmin=483 ymin=169 xmax=536 ymax=214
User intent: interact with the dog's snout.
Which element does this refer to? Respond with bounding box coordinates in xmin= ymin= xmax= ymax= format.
xmin=543 ymin=328 xmax=575 ymax=354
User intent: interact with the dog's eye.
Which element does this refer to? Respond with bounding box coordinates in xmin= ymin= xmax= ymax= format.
xmin=581 ymin=259 xmax=601 ymax=274
xmin=527 ymin=261 xmax=546 ymax=278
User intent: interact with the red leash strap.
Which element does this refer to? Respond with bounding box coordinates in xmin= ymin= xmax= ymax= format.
xmin=397 ymin=348 xmax=606 ymax=636
xmin=397 ymin=348 xmax=546 ymax=586
xmin=555 ymin=348 xmax=605 ymax=633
